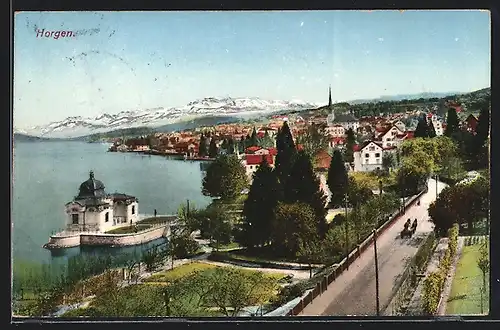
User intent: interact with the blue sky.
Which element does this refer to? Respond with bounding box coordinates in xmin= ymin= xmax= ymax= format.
xmin=14 ymin=10 xmax=490 ymax=128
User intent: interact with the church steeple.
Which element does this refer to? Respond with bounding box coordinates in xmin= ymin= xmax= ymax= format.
xmin=328 ymin=85 xmax=332 ymax=108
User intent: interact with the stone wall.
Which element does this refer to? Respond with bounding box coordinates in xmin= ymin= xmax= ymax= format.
xmin=80 ymin=225 xmax=169 ymax=247
xmin=45 ymin=233 xmax=81 ymax=248
xmin=44 ymin=225 xmax=170 ymax=249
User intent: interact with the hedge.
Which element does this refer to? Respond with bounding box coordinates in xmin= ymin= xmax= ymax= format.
xmin=422 ymin=223 xmax=459 ymax=315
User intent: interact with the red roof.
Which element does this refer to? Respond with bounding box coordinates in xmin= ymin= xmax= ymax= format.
xmin=427 ymin=113 xmax=433 ymax=118
xmin=297 ymin=144 xmax=304 ymax=151
xmin=246 ymin=154 xmax=274 ymax=166
xmin=405 ymin=131 xmax=415 ymax=139
xmin=383 ymin=146 xmax=397 ymax=150
xmin=332 ymin=137 xmax=345 ymax=144
xmin=257 ymin=132 xmax=265 ymax=138
xmin=245 ymin=146 xmax=262 ymax=153
xmin=353 ymin=144 xmax=361 ymax=152
xmin=267 ymin=147 xmax=277 ymax=156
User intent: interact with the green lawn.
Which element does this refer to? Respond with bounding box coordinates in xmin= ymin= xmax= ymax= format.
xmin=144 ymin=261 xmax=285 ymax=284
xmin=105 ymin=224 xmax=152 ymax=234
xmin=137 ymin=216 xmax=175 ymax=225
xmin=209 ymin=241 xmax=241 ymax=250
xmin=445 ymin=244 xmax=490 ymax=315
xmin=144 ymin=262 xmax=217 ymax=283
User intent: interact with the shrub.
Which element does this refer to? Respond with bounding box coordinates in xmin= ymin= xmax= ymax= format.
xmin=423 ymin=271 xmax=446 ymax=314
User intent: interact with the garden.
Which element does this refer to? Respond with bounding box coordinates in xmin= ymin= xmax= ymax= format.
xmin=445 ymin=236 xmax=489 ymax=315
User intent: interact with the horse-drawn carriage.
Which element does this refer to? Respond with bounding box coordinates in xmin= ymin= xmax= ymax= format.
xmin=401 ymin=218 xmax=418 ymax=238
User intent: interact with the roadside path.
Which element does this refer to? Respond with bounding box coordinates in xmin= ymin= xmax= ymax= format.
xmin=300 ymin=179 xmax=446 ymax=316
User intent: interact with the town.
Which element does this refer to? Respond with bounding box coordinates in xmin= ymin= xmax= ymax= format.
xmin=13 ymin=87 xmax=490 ymax=318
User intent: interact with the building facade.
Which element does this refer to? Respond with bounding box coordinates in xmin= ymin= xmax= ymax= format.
xmin=64 ymin=171 xmax=139 ymax=233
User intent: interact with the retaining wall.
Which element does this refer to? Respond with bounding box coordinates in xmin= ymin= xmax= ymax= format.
xmin=44 ymin=225 xmax=170 ymax=249
xmin=285 ymin=189 xmax=426 ymax=316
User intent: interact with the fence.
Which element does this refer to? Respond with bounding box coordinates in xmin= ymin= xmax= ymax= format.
xmin=286 ymin=189 xmax=426 ymax=316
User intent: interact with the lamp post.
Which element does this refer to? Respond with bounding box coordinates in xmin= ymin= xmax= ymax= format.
xmin=435 ymin=173 xmax=438 ymax=199
xmin=345 ymin=192 xmax=349 ymax=270
xmin=164 ymin=291 xmax=172 ymax=316
xmin=373 ymin=229 xmax=380 ymax=316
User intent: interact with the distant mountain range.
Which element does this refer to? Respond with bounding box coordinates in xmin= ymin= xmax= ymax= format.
xmin=14 ymin=88 xmax=489 ymax=140
xmin=348 ymin=91 xmax=462 ymax=104
xmin=14 ymin=97 xmax=320 ymax=139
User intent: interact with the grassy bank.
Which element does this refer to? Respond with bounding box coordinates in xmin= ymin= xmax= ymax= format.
xmin=445 ymin=242 xmax=490 ymax=315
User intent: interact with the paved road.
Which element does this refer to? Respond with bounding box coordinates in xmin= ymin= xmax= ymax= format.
xmin=300 ymin=178 xmax=447 ymax=316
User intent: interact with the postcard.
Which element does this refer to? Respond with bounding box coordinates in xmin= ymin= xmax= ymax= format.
xmin=12 ymin=10 xmax=491 ymax=319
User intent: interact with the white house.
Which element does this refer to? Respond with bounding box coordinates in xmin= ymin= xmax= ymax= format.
xmin=64 ymin=171 xmax=139 ymax=233
xmin=427 ymin=113 xmax=444 ymax=136
xmin=377 ymin=125 xmax=407 ymax=149
xmin=393 ymin=120 xmax=406 ymax=133
xmin=353 ymin=141 xmax=386 ymax=172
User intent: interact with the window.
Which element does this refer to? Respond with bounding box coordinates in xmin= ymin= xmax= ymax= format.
xmin=72 ymin=214 xmax=79 ymax=224
xmin=365 ymin=153 xmax=369 ymax=158
xmin=369 ymin=146 xmax=375 ymax=151
xmin=375 ymin=153 xmax=381 ymax=158
xmin=132 ymin=205 xmax=135 ymax=215
xmin=105 ymin=212 xmax=109 ymax=222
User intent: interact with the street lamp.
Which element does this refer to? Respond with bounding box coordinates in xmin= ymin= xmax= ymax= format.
xmin=345 ymin=192 xmax=349 ymax=270
xmin=373 ymin=229 xmax=380 ymax=316
xmin=164 ymin=291 xmax=172 ymax=316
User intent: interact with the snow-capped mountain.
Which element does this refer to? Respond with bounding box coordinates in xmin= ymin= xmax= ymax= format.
xmin=17 ymin=97 xmax=321 ymax=139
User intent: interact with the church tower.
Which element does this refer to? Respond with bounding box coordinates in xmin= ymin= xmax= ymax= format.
xmin=328 ymin=85 xmax=332 ymax=109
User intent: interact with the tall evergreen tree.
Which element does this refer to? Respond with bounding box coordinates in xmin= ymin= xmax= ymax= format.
xmin=240 ymin=157 xmax=282 ymax=248
xmin=344 ymin=128 xmax=356 ymax=163
xmin=414 ymin=115 xmax=430 ymax=138
xmin=221 ymin=138 xmax=229 ymax=153
xmin=274 ymin=121 xmax=297 ymax=186
xmin=475 ymin=108 xmax=490 ymax=145
xmin=428 ymin=120 xmax=437 ymax=138
xmin=328 ymin=85 xmax=332 ymax=108
xmin=198 ymin=134 xmax=208 ymax=157
xmin=445 ymin=108 xmax=460 ymax=137
xmin=284 ymin=151 xmax=328 ymax=238
xmin=227 ymin=138 xmax=235 ymax=155
xmin=249 ymin=127 xmax=258 ymax=147
xmin=327 ymin=149 xmax=349 ymax=208
xmin=238 ymin=136 xmax=246 ymax=153
xmin=208 ymin=138 xmax=218 ymax=158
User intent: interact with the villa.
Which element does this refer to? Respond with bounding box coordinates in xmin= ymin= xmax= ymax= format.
xmin=64 ymin=171 xmax=139 ymax=233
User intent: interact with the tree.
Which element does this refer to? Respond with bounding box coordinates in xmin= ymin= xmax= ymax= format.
xmin=327 ymin=149 xmax=349 ymax=208
xmin=297 ymin=241 xmax=324 ymax=278
xmin=198 ymin=204 xmax=234 ymax=251
xmin=428 ymin=120 xmax=437 ymax=138
xmin=295 ymin=123 xmax=329 ymax=162
xmin=284 ymin=150 xmax=328 ymax=238
xmin=203 ymin=268 xmax=278 ymax=317
xmin=259 ymin=130 xmax=275 ymax=148
xmin=472 ymin=108 xmax=490 ymax=169
xmin=271 ymin=202 xmax=318 ymax=257
xmin=199 ymin=134 xmax=208 ymax=157
xmin=249 ymin=127 xmax=258 ymax=147
xmin=477 ymin=241 xmax=490 ymax=314
xmin=202 ymin=154 xmax=248 ymax=200
xmin=274 ymin=121 xmax=297 ymax=185
xmin=344 ymin=128 xmax=356 ymax=163
xmin=227 ymin=138 xmax=235 ymax=155
xmin=238 ymin=136 xmax=246 ymax=153
xmin=240 ymin=157 xmax=282 ymax=248
xmin=208 ymin=138 xmax=218 ymax=158
xmin=428 ymin=176 xmax=489 ymax=236
xmin=414 ymin=115 xmax=430 ymax=138
xmin=382 ymin=153 xmax=395 ymax=174
xmin=444 ymin=108 xmax=460 ymax=137
xmin=169 ymin=232 xmax=200 ymax=259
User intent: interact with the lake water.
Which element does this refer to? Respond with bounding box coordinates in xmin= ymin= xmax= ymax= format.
xmin=11 ymin=141 xmax=211 ymax=265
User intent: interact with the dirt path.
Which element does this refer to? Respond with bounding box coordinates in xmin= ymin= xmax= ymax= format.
xmin=299 ymin=178 xmax=447 ymax=316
